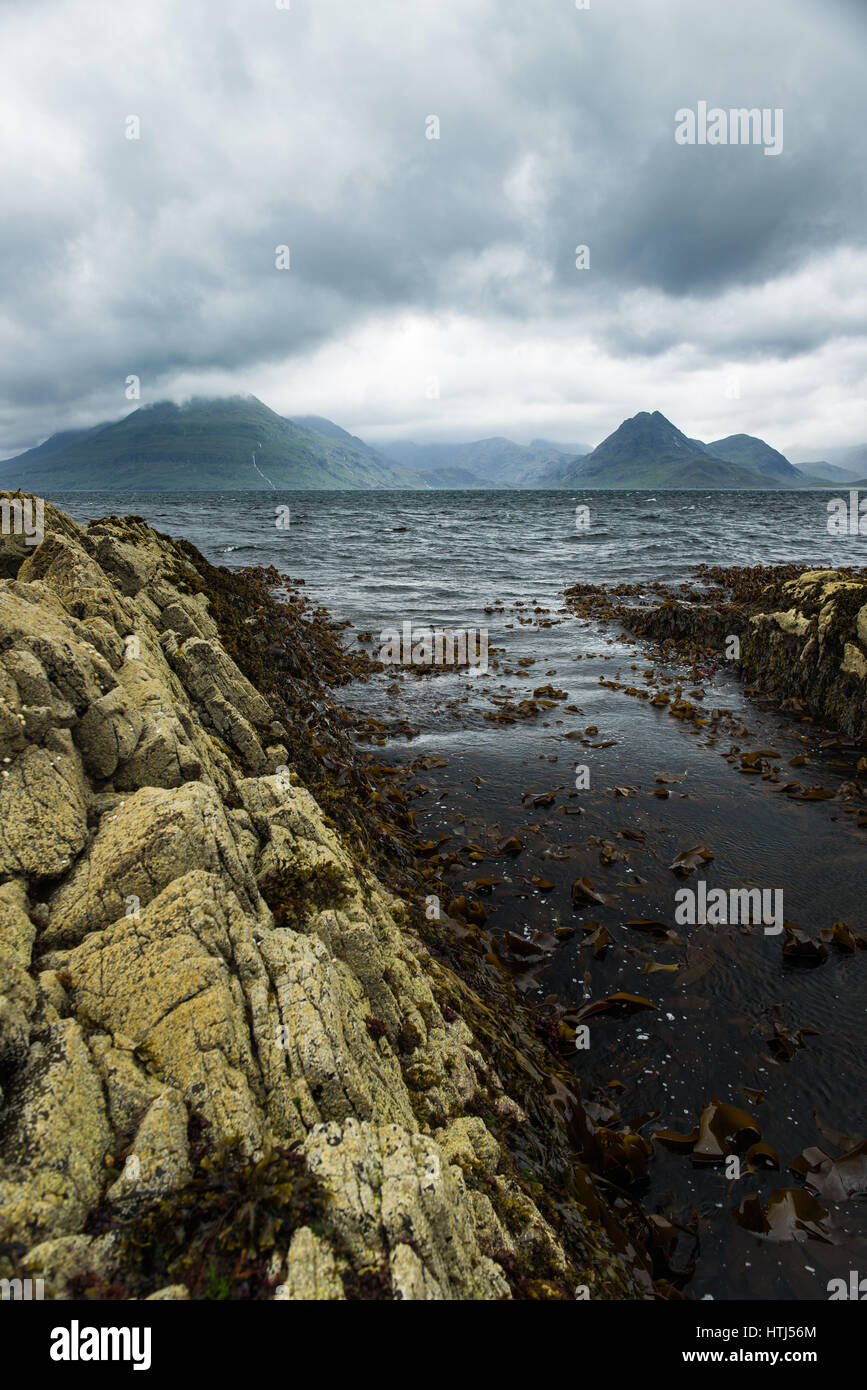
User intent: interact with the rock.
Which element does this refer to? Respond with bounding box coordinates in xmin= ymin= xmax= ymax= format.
xmin=768 ymin=608 xmax=811 ymax=638
xmin=75 ymin=687 xmax=145 ymax=780
xmin=0 ymin=879 xmax=38 ymax=1073
xmin=18 ymin=531 xmax=131 ymax=630
xmin=86 ymin=527 xmax=161 ymax=597
xmin=0 ymin=496 xmax=644 ymax=1301
xmin=61 ymin=872 xmax=277 ymax=1151
xmin=88 ymin=1035 xmax=165 ymax=1150
xmin=841 ymin=642 xmax=867 ymax=682
xmin=0 ymin=741 xmax=90 ymax=880
xmin=0 ymin=496 xmax=85 ymax=579
xmin=303 ymin=1119 xmax=512 ymax=1300
xmin=160 ymin=599 xmax=218 ymax=642
xmin=0 ymin=1018 xmax=111 ymax=1247
xmin=276 ymin=1227 xmax=344 ymax=1300
xmin=170 ymin=639 xmax=273 ymax=726
xmin=436 ymin=1116 xmax=501 ymax=1174
xmin=107 ymin=1091 xmax=191 ymax=1206
xmin=20 ymin=1233 xmax=118 ymax=1299
xmin=44 ymin=782 xmax=257 ymax=946
xmin=622 ymin=564 xmax=867 ymax=737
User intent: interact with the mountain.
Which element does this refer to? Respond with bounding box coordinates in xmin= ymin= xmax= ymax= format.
xmin=4 ymin=425 xmax=103 ymax=464
xmin=529 ymin=438 xmax=594 ymax=457
xmin=705 ymin=433 xmax=800 ymax=482
xmin=288 ymin=420 xmax=510 ymax=488
xmin=2 ymin=398 xmax=825 ymax=493
xmin=788 ymin=444 xmax=867 ymax=481
xmin=0 ymin=397 xmax=419 ymax=491
xmin=413 ymin=465 xmax=510 ymax=489
xmin=547 ymin=411 xmax=773 ymax=489
xmin=791 ymin=462 xmax=860 ymax=487
xmin=531 ymin=452 xmax=590 ymax=487
xmin=378 ymin=437 xmax=577 ymax=487
xmin=289 ymin=414 xmax=359 ymax=442
xmin=805 ymin=444 xmax=867 ymax=478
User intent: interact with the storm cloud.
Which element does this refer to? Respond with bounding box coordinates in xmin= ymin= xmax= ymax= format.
xmin=0 ymin=0 xmax=864 ymax=456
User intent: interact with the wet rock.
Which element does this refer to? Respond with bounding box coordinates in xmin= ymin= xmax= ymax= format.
xmin=0 ymin=879 xmax=38 ymax=1074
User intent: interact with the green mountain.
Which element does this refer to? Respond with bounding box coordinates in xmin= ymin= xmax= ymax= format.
xmin=530 ymin=451 xmax=590 ymax=487
xmin=546 ymin=411 xmax=773 ymax=489
xmin=705 ymin=433 xmax=800 ymax=482
xmin=0 ymin=396 xmax=419 ymax=491
xmin=5 ymin=425 xmax=102 ymax=465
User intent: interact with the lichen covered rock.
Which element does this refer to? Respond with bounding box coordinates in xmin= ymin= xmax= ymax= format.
xmin=0 ymin=494 xmax=644 ymax=1300
xmin=585 ymin=564 xmax=867 ymax=738
xmin=741 ymin=570 xmax=867 ymax=735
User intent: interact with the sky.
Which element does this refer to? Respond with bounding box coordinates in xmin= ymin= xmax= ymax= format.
xmin=1 ymin=0 xmax=865 ymax=460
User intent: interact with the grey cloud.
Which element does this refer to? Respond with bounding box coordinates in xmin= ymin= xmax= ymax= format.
xmin=0 ymin=0 xmax=864 ymax=453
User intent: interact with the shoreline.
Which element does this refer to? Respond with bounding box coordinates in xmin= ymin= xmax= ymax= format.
xmin=0 ymin=495 xmax=649 ymax=1300
xmin=2 ymin=495 xmax=864 ymax=1300
xmin=564 ymin=562 xmax=867 ymax=741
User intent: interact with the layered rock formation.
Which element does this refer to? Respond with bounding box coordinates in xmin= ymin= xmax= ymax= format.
xmin=0 ymin=495 xmax=642 ymax=1301
xmin=568 ymin=566 xmax=867 ymax=739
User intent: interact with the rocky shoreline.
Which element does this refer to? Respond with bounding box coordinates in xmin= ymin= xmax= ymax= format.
xmin=0 ymin=495 xmax=649 ymax=1301
xmin=565 ymin=562 xmax=867 ymax=740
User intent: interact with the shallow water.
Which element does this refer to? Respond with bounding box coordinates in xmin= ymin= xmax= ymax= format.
xmin=51 ymin=487 xmax=867 ymax=1299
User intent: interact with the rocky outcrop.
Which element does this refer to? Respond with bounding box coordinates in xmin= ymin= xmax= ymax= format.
xmin=569 ymin=566 xmax=867 ymax=738
xmin=0 ymin=494 xmax=641 ymax=1301
xmin=741 ymin=571 xmax=867 ymax=735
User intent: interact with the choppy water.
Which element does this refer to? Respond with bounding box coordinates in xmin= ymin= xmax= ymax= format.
xmin=49 ymin=488 xmax=867 ymax=1300
xmin=51 ymin=487 xmax=861 ymax=618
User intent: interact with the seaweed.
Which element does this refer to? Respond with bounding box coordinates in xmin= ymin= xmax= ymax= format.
xmin=83 ymin=1126 xmax=326 ymax=1301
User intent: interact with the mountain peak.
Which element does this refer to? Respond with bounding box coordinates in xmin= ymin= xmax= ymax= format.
xmin=706 ymin=433 xmax=798 ymax=480
xmin=549 ymin=410 xmax=779 ymax=490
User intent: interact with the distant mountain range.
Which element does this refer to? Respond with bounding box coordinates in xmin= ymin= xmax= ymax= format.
xmin=0 ymin=396 xmax=863 ymax=492
xmin=790 ymin=460 xmax=861 ymax=485
xmin=377 ymin=436 xmax=592 ymax=487
xmin=801 ymin=444 xmax=867 ymax=480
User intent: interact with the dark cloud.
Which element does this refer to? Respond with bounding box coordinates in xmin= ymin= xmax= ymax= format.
xmin=0 ymin=0 xmax=864 ymax=455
